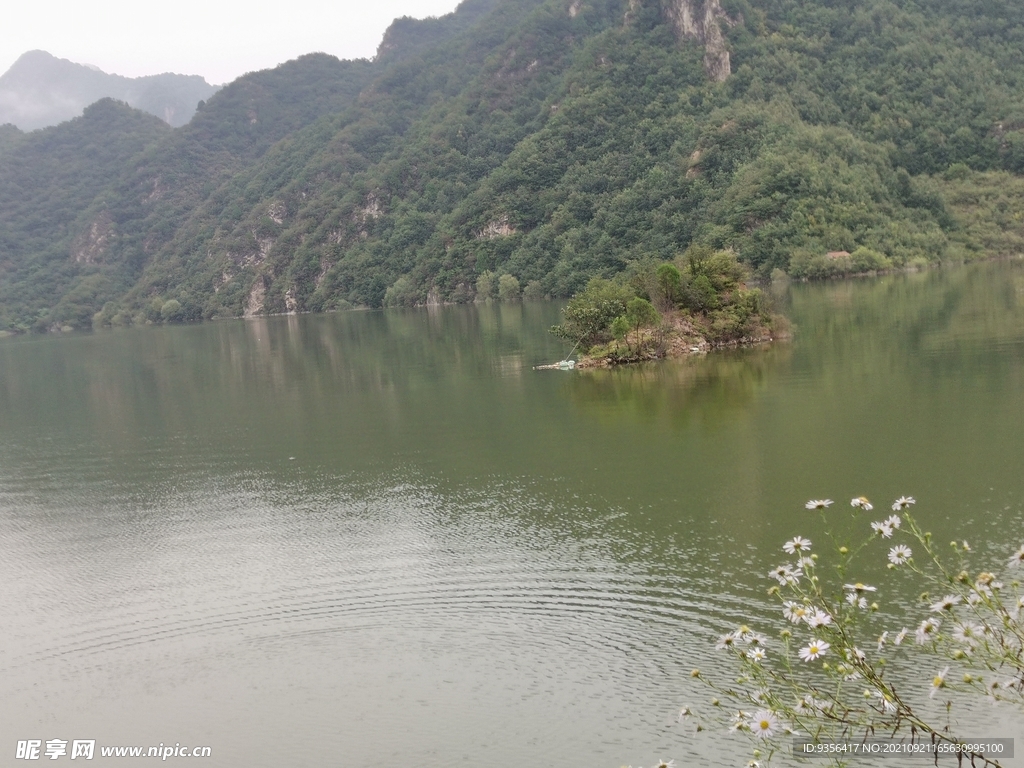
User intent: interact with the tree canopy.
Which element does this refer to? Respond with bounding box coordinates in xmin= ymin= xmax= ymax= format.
xmin=3 ymin=0 xmax=1024 ymax=331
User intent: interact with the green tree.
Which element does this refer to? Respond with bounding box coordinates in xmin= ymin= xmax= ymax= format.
xmin=551 ymin=278 xmax=634 ymax=350
xmin=475 ymin=271 xmax=496 ymax=301
xmin=655 ymin=263 xmax=682 ymax=311
xmin=625 ymin=296 xmax=659 ymax=351
xmin=497 ymin=274 xmax=521 ymax=301
xmin=160 ymin=299 xmax=183 ymax=322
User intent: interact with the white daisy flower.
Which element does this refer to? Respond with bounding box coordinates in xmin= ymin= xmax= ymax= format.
xmin=807 ymin=609 xmax=832 ymax=628
xmin=930 ymin=666 xmax=950 ymax=698
xmin=793 ymin=696 xmax=814 ymax=713
xmin=877 ymin=631 xmax=889 ymax=651
xmin=751 ymin=710 xmax=779 ymax=739
xmin=677 ymin=707 xmax=691 ymax=722
xmin=782 ymin=601 xmax=809 ymax=624
xmin=894 ymin=628 xmax=908 ymax=645
xmin=799 ymin=640 xmax=830 ymax=661
xmin=846 ymin=647 xmax=866 ymax=663
xmin=805 ymin=499 xmax=833 ymax=510
xmin=952 ymin=622 xmax=985 ymax=647
xmin=798 ymin=556 xmax=815 ymax=569
xmin=885 ymin=514 xmax=901 ymax=529
xmin=715 ymin=633 xmax=738 ymax=650
xmin=930 ymin=595 xmax=961 ymax=613
xmin=734 ymin=625 xmax=755 ymax=641
xmin=975 ymin=572 xmax=1001 ymax=590
xmin=783 ymin=536 xmax=812 ymax=554
xmin=654 ymin=760 xmax=676 ymax=768
xmin=871 ymin=520 xmax=894 ymax=538
xmin=730 ymin=710 xmax=751 ymax=731
xmin=844 ymin=582 xmax=877 ymax=594
xmin=915 ymin=618 xmax=940 ymax=644
xmin=892 ymin=496 xmax=916 ymax=511
xmin=845 ymin=594 xmax=868 ymax=609
xmin=988 ymin=678 xmax=1015 ymax=697
xmin=888 ymin=545 xmax=912 ymax=565
xmin=873 ymin=690 xmax=897 ymax=713
xmin=1008 ymin=545 xmax=1024 ymax=570
xmin=747 ymin=647 xmax=766 ymax=663
xmin=745 ymin=632 xmax=769 ymax=647
xmin=793 ymin=695 xmax=830 ymax=715
xmin=851 ymin=496 xmax=873 ymax=511
xmin=769 ymin=564 xmax=800 ymax=585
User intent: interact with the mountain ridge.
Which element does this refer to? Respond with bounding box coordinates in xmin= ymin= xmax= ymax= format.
xmin=0 ymin=50 xmax=220 ymax=130
xmin=2 ymin=0 xmax=1024 ymax=332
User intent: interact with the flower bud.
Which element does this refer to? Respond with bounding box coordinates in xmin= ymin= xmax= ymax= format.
xmin=691 ymin=669 xmax=701 ymax=678
xmin=839 ymin=546 xmax=849 ymax=555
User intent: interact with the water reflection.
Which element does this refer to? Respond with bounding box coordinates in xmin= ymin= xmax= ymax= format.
xmin=1 ymin=263 xmax=1023 ymax=766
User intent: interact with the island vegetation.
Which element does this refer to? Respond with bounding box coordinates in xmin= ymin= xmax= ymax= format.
xmin=2 ymin=0 xmax=1024 ymax=333
xmin=551 ymin=246 xmax=779 ymax=365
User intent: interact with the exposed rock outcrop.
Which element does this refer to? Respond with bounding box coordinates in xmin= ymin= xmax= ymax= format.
xmin=646 ymin=0 xmax=732 ymax=82
xmin=71 ymin=211 xmax=114 ymax=264
xmin=477 ymin=215 xmax=517 ymax=239
xmin=244 ymin=276 xmax=266 ymax=317
xmin=663 ymin=0 xmax=732 ymax=81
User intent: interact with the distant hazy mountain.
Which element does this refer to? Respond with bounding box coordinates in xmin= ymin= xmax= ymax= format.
xmin=0 ymin=50 xmax=220 ymax=131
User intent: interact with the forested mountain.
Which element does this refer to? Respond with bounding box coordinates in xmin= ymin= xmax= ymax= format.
xmin=3 ymin=0 xmax=1024 ymax=332
xmin=0 ymin=51 xmax=220 ymax=130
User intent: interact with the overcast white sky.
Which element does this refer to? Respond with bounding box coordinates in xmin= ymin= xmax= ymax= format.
xmin=2 ymin=0 xmax=464 ymax=84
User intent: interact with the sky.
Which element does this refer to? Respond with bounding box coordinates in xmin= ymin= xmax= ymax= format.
xmin=2 ymin=0 xmax=464 ymax=84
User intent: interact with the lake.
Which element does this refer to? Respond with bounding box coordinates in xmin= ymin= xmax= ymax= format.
xmin=2 ymin=260 xmax=1024 ymax=766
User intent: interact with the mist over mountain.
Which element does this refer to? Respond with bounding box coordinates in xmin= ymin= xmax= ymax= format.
xmin=2 ymin=0 xmax=1024 ymax=333
xmin=0 ymin=50 xmax=220 ymax=130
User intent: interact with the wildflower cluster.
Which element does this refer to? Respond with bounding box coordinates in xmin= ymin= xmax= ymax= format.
xmin=682 ymin=496 xmax=1024 ymax=767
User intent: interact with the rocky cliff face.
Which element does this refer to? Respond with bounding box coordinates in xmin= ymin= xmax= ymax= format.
xmin=659 ymin=0 xmax=732 ymax=82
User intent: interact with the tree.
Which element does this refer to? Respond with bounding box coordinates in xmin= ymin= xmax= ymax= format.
xmin=475 ymin=271 xmax=496 ymax=301
xmin=625 ymin=296 xmax=659 ymax=351
xmin=160 ymin=299 xmax=183 ymax=322
xmin=655 ymin=263 xmax=682 ymax=311
xmin=498 ymin=274 xmax=521 ymax=301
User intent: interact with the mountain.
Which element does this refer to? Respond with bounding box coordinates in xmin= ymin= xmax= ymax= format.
xmin=2 ymin=0 xmax=1024 ymax=332
xmin=0 ymin=50 xmax=220 ymax=130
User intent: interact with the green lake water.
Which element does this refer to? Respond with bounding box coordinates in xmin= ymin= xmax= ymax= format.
xmin=1 ymin=260 xmax=1024 ymax=765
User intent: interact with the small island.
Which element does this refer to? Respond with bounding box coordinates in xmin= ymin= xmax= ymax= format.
xmin=551 ymin=246 xmax=785 ymax=368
